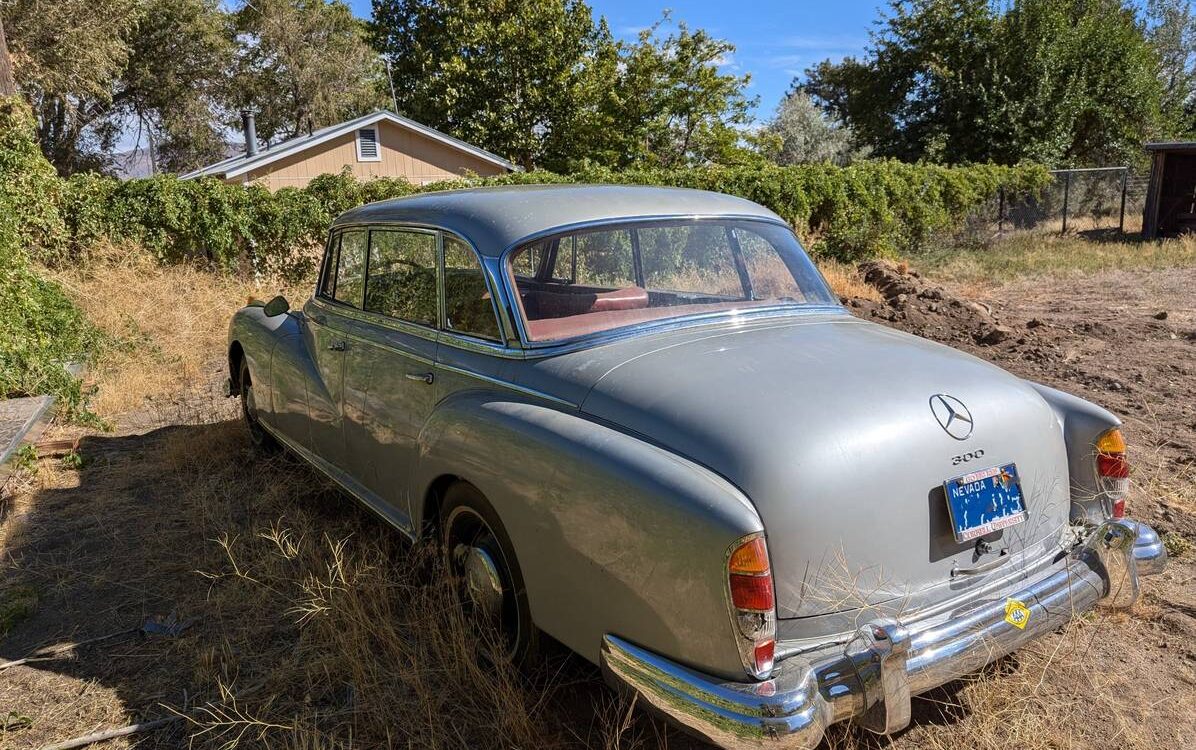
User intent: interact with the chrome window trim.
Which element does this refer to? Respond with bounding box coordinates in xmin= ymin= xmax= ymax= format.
xmin=440 ymin=233 xmax=509 ymax=347
xmin=496 ymin=215 xmax=847 ymax=353
xmin=310 ymin=222 xmax=526 ymax=358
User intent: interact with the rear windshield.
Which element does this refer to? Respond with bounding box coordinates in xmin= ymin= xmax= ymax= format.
xmin=507 ymin=219 xmax=837 ymax=342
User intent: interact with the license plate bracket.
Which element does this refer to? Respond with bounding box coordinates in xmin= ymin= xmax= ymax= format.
xmin=943 ymin=463 xmax=1027 ymax=542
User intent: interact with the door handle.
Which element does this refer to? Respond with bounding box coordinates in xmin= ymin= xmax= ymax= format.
xmin=328 ymin=340 xmax=347 ymax=352
xmin=405 ymin=372 xmax=434 ymax=385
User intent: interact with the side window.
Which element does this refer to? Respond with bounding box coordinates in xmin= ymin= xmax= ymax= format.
xmin=365 ymin=229 xmax=437 ymax=326
xmin=318 ymin=234 xmax=340 ymax=299
xmin=443 ymin=235 xmax=501 ymax=341
xmin=333 ymin=230 xmax=367 ymax=308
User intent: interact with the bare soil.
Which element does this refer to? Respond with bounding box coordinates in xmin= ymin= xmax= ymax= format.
xmin=0 ymin=262 xmax=1194 ymax=749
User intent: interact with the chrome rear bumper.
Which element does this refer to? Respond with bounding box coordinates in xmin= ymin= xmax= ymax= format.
xmin=600 ymin=519 xmax=1165 ymax=749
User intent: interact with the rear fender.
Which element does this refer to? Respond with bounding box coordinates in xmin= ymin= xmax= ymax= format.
xmin=415 ymin=391 xmax=763 ymax=680
xmin=1026 ymin=381 xmax=1121 ymax=523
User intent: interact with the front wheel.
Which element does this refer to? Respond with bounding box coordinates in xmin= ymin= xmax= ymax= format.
xmin=239 ymin=358 xmax=280 ymax=454
xmin=440 ymin=482 xmax=539 ymax=665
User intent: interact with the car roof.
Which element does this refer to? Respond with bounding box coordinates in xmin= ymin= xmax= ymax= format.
xmin=330 ymin=184 xmax=786 ymax=256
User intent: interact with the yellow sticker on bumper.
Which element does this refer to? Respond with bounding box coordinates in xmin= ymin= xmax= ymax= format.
xmin=1004 ymin=598 xmax=1031 ymax=629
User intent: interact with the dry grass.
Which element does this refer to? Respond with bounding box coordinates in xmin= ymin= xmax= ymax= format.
xmin=0 ymin=249 xmax=1191 ymax=749
xmin=817 ymin=259 xmax=883 ymax=301
xmin=914 ymin=228 xmax=1196 ymax=287
xmin=45 ymin=244 xmax=304 ymax=419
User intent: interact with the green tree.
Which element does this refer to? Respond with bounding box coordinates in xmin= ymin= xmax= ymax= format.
xmin=1147 ymin=0 xmax=1196 ymax=134
xmin=373 ymin=4 xmax=755 ymax=169
xmin=804 ymin=0 xmax=1168 ymax=166
xmin=116 ymin=0 xmax=232 ymax=173
xmin=765 ymin=88 xmax=865 ymax=165
xmin=614 ymin=19 xmax=755 ymax=168
xmin=3 ymin=0 xmax=142 ymax=172
xmin=228 ymin=0 xmax=385 ymax=145
xmin=372 ymin=0 xmax=600 ymax=169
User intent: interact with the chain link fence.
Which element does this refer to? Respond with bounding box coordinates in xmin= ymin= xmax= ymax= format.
xmin=998 ymin=167 xmax=1149 ymax=236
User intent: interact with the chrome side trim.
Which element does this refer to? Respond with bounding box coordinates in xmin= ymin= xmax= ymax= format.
xmin=600 ymin=519 xmax=1162 ymax=750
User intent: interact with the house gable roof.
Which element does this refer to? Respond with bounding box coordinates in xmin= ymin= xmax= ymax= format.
xmin=181 ymin=110 xmax=516 ymax=180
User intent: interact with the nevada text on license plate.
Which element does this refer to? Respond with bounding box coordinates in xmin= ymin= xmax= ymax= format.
xmin=943 ymin=463 xmax=1027 ymax=542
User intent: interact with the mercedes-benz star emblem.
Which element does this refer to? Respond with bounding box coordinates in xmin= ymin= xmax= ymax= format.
xmin=930 ymin=394 xmax=974 ymax=440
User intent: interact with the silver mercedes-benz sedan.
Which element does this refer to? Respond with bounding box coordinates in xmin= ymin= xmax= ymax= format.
xmin=226 ymin=185 xmax=1166 ymax=748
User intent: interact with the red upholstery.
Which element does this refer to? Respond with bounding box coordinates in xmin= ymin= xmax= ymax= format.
xmin=589 ymin=286 xmax=649 ymax=312
xmin=522 ymin=286 xmax=648 ymax=318
xmin=526 ymin=300 xmax=775 ymax=341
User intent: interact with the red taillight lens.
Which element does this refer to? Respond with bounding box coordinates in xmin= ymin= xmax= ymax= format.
xmin=727 ymin=534 xmax=776 ymax=679
xmin=1096 ymin=428 xmax=1129 ymax=518
xmin=1097 ymin=452 xmax=1130 ymax=479
xmin=730 ymin=572 xmax=775 ymax=611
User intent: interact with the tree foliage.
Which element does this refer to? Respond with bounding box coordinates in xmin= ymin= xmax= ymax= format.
xmin=804 ymin=0 xmax=1169 ymax=166
xmin=372 ymin=0 xmax=598 ymax=170
xmin=227 ymin=0 xmax=386 ymax=145
xmin=116 ymin=0 xmax=232 ymax=173
xmin=3 ymin=0 xmax=141 ymax=172
xmin=1147 ymin=0 xmax=1196 ymax=135
xmin=372 ymin=3 xmax=755 ymax=170
xmin=764 ymin=89 xmax=865 ymax=166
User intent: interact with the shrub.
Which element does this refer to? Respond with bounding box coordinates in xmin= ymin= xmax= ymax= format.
xmin=0 ymin=97 xmax=104 ymax=421
xmin=37 ymin=161 xmax=1049 ymax=278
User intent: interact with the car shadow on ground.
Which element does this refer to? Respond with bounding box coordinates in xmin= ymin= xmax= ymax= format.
xmin=0 ymin=418 xmax=981 ymax=749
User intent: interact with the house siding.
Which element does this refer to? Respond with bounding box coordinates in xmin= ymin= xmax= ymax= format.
xmin=236 ymin=120 xmax=509 ymax=190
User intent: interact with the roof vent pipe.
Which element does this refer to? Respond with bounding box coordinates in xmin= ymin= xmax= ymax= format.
xmin=241 ymin=110 xmax=258 ymax=158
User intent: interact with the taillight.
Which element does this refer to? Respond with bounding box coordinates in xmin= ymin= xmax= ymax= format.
xmin=1096 ymin=428 xmax=1129 ymax=518
xmin=728 ymin=533 xmax=776 ymax=679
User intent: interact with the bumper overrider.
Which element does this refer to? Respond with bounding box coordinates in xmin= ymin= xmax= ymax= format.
xmin=600 ymin=519 xmax=1167 ymax=749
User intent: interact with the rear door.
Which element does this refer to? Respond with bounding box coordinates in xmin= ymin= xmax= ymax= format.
xmin=342 ymin=228 xmax=441 ymax=528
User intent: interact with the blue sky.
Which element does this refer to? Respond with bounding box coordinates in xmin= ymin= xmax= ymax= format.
xmin=347 ymin=0 xmax=886 ymax=122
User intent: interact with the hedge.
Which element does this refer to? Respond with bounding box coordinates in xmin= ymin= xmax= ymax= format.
xmin=0 ymin=99 xmax=104 ymax=421
xmin=34 ymin=161 xmax=1050 ymax=281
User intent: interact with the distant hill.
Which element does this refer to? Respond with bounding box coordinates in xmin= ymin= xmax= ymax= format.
xmin=112 ymin=142 xmax=242 ymax=179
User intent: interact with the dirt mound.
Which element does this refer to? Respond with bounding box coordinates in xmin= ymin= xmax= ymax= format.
xmin=850 ymin=260 xmax=1052 ymax=354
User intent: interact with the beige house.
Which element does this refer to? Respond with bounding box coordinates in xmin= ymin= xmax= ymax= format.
xmin=182 ymin=110 xmax=515 ymax=190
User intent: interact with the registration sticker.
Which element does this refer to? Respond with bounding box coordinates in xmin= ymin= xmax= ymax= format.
xmin=1004 ymin=599 xmax=1031 ymax=629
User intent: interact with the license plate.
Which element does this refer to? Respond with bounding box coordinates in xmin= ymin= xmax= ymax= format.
xmin=943 ymin=464 xmax=1027 ymax=542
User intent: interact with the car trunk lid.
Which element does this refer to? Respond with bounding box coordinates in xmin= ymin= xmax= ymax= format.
xmin=576 ymin=317 xmax=1072 ymax=619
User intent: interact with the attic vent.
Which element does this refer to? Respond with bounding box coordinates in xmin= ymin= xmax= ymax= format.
xmin=356 ymin=127 xmax=380 ymax=161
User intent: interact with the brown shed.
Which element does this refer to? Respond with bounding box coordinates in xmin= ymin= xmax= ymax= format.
xmin=1142 ymin=141 xmax=1196 ymax=239
xmin=182 ymin=110 xmax=515 ymax=190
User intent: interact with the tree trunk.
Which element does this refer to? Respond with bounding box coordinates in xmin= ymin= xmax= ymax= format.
xmin=0 ymin=16 xmax=16 ymax=97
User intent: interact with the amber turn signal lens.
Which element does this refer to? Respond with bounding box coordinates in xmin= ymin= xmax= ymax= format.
xmin=729 ymin=536 xmax=770 ymax=575
xmin=1096 ymin=428 xmax=1126 ymax=455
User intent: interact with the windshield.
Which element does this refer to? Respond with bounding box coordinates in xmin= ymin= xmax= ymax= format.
xmin=507 ymin=219 xmax=838 ymax=342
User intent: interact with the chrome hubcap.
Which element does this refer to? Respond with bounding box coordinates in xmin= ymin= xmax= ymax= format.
xmin=458 ymin=543 xmax=504 ymax=620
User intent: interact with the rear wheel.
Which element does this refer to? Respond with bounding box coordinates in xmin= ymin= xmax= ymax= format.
xmin=440 ymin=482 xmax=538 ymax=665
xmin=239 ymin=358 xmax=279 ymax=454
